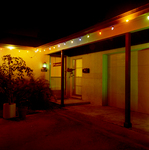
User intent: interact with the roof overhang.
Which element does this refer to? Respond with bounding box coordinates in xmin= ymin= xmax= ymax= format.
xmin=38 ymin=3 xmax=149 ymax=55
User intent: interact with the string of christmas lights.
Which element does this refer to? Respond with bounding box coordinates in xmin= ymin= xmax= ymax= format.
xmin=47 ymin=15 xmax=149 ymax=52
xmin=0 ymin=15 xmax=149 ymax=53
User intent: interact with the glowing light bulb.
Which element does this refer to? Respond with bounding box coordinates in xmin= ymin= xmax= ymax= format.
xmin=99 ymin=31 xmax=101 ymax=35
xmin=126 ymin=19 xmax=129 ymax=22
xmin=58 ymin=44 xmax=60 ymax=47
xmin=8 ymin=46 xmax=14 ymax=50
xmin=87 ymin=34 xmax=90 ymax=38
xmin=71 ymin=40 xmax=73 ymax=43
xmin=35 ymin=49 xmax=38 ymax=53
xmin=147 ymin=16 xmax=149 ymax=20
xmin=79 ymin=38 xmax=82 ymax=41
xmin=53 ymin=46 xmax=55 ymax=49
xmin=111 ymin=26 xmax=114 ymax=30
xmin=49 ymin=47 xmax=51 ymax=50
xmin=44 ymin=49 xmax=45 ymax=51
xmin=64 ymin=42 xmax=66 ymax=45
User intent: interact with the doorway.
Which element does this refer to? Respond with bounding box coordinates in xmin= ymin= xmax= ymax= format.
xmin=72 ymin=58 xmax=82 ymax=98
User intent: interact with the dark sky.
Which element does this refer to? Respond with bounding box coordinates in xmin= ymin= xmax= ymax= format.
xmin=0 ymin=0 xmax=149 ymax=46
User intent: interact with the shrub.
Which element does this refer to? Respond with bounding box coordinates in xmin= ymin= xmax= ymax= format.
xmin=0 ymin=55 xmax=52 ymax=110
xmin=27 ymin=77 xmax=52 ymax=110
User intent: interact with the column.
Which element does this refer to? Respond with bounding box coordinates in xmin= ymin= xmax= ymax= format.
xmin=124 ymin=32 xmax=132 ymax=128
xmin=102 ymin=54 xmax=108 ymax=106
xmin=61 ymin=50 xmax=65 ymax=107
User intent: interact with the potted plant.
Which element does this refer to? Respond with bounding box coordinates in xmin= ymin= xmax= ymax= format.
xmin=0 ymin=55 xmax=33 ymax=119
xmin=13 ymin=78 xmax=30 ymax=119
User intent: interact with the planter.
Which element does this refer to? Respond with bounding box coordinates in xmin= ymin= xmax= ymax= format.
xmin=18 ymin=106 xmax=28 ymax=120
xmin=3 ymin=103 xmax=16 ymax=119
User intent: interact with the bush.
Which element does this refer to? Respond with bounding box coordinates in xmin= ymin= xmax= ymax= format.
xmin=0 ymin=55 xmax=52 ymax=110
xmin=27 ymin=77 xmax=52 ymax=110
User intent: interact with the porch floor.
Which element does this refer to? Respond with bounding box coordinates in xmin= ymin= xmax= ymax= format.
xmin=65 ymin=104 xmax=149 ymax=136
xmin=51 ymin=98 xmax=90 ymax=106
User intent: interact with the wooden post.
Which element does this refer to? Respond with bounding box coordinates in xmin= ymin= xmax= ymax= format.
xmin=124 ymin=32 xmax=132 ymax=128
xmin=61 ymin=50 xmax=65 ymax=107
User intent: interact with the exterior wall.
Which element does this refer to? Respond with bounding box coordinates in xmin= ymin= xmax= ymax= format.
xmin=68 ymin=44 xmax=149 ymax=114
xmin=69 ymin=53 xmax=104 ymax=105
xmin=108 ymin=51 xmax=138 ymax=111
xmin=50 ymin=56 xmax=61 ymax=90
xmin=0 ymin=48 xmax=49 ymax=81
xmin=138 ymin=49 xmax=149 ymax=114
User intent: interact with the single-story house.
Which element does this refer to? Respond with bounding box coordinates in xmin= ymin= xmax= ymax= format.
xmin=0 ymin=3 xmax=149 ymax=128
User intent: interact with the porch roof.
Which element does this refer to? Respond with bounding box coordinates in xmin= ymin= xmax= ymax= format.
xmin=38 ymin=3 xmax=149 ymax=55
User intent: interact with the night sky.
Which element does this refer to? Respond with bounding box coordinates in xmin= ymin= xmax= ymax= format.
xmin=0 ymin=0 xmax=148 ymax=47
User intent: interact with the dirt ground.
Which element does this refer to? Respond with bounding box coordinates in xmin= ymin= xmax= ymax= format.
xmin=0 ymin=107 xmax=148 ymax=150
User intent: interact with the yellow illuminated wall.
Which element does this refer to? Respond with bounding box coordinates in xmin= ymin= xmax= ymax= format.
xmin=50 ymin=56 xmax=61 ymax=90
xmin=0 ymin=48 xmax=50 ymax=81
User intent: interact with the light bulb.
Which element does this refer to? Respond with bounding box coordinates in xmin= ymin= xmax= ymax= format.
xmin=58 ymin=44 xmax=60 ymax=47
xmin=87 ymin=34 xmax=90 ymax=38
xmin=111 ymin=26 xmax=114 ymax=30
xmin=99 ymin=31 xmax=101 ymax=35
xmin=64 ymin=42 xmax=66 ymax=45
xmin=79 ymin=38 xmax=82 ymax=41
xmin=126 ymin=19 xmax=129 ymax=22
xmin=8 ymin=46 xmax=14 ymax=50
xmin=71 ymin=40 xmax=73 ymax=43
xmin=147 ymin=16 xmax=149 ymax=20
xmin=49 ymin=47 xmax=51 ymax=50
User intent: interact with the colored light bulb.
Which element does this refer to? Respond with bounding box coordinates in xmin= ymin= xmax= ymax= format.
xmin=111 ymin=26 xmax=114 ymax=30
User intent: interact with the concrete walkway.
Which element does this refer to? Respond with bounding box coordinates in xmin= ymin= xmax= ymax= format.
xmin=0 ymin=108 xmax=149 ymax=150
xmin=65 ymin=104 xmax=149 ymax=135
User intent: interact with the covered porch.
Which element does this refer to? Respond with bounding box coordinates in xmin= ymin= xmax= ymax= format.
xmin=41 ymin=3 xmax=149 ymax=128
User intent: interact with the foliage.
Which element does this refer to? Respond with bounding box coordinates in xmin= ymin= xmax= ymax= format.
xmin=0 ymin=54 xmax=52 ymax=110
xmin=0 ymin=55 xmax=33 ymax=104
xmin=27 ymin=77 xmax=52 ymax=110
xmin=0 ymin=54 xmax=33 ymax=80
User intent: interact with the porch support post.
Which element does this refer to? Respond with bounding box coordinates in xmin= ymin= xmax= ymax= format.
xmin=61 ymin=50 xmax=65 ymax=107
xmin=124 ymin=32 xmax=132 ymax=128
